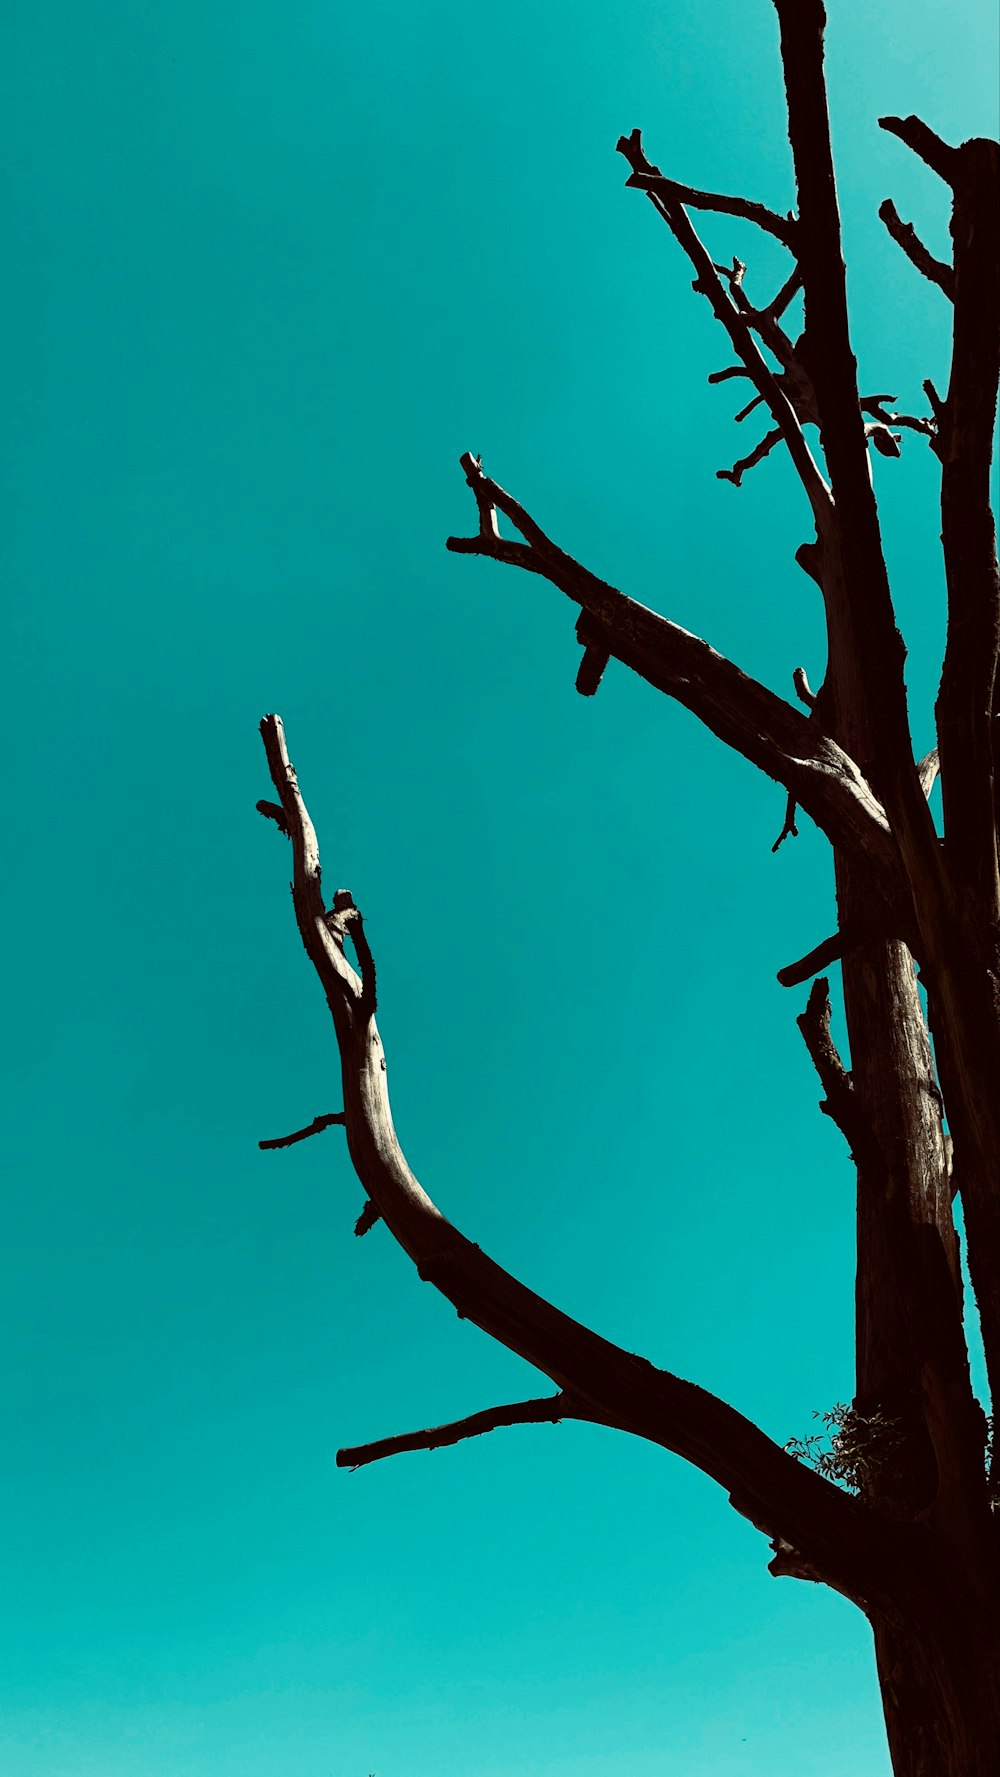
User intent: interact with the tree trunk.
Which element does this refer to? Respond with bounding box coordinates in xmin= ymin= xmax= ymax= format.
xmin=872 ymin=1599 xmax=1000 ymax=1777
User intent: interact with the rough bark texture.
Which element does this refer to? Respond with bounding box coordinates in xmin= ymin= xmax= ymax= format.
xmin=255 ymin=4 xmax=999 ymax=1769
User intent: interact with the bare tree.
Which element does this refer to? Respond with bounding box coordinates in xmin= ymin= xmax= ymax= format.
xmin=255 ymin=3 xmax=998 ymax=1771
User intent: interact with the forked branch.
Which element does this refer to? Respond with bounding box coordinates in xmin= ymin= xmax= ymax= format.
xmin=448 ymin=455 xmax=901 ymax=889
xmin=616 ymin=129 xmax=830 ymax=519
xmin=258 ymin=714 xmax=919 ymax=1607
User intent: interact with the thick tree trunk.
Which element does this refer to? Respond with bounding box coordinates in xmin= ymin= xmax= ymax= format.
xmin=872 ymin=1595 xmax=1000 ymax=1777
xmin=827 ymin=555 xmax=994 ymax=1775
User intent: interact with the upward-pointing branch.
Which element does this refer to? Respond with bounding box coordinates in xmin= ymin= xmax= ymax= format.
xmin=772 ymin=0 xmax=942 ymax=924
xmin=616 ymin=130 xmax=830 ymax=525
xmin=258 ymin=714 xmax=924 ymax=1609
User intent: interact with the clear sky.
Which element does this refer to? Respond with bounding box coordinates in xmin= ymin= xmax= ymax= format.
xmin=2 ymin=3 xmax=997 ymax=1774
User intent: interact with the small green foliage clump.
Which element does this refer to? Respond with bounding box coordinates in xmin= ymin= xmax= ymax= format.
xmin=785 ymin=1402 xmax=906 ymax=1495
xmin=789 ymin=1402 xmax=999 ymax=1513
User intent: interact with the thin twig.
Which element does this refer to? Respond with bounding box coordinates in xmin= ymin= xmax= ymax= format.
xmin=616 ymin=129 xmax=830 ymax=519
xmin=718 ymin=427 xmax=783 ymax=485
xmin=860 ymin=398 xmax=936 ymax=442
xmin=259 ymin=1112 xmax=346 ymax=1151
xmin=624 ymin=170 xmax=797 ymax=246
xmin=734 ymin=392 xmax=766 ymax=424
xmin=336 ymin=1394 xmax=575 ymax=1470
xmin=772 ymin=792 xmax=799 ymax=853
xmin=708 ymin=366 xmax=753 ymax=386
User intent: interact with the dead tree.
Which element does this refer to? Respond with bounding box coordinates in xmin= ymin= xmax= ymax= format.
xmin=255 ymin=4 xmax=999 ymax=1771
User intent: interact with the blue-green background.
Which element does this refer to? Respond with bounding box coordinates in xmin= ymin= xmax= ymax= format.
xmin=2 ymin=4 xmax=996 ymax=1773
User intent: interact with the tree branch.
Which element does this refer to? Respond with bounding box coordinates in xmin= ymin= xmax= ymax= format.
xmin=860 ymin=398 xmax=936 ymax=445
xmin=772 ymin=791 xmax=799 ymax=853
xmin=778 ymin=928 xmax=852 ymax=989
xmin=336 ymin=1393 xmax=576 ymax=1470
xmin=259 ymin=716 xmax=922 ymax=1606
xmin=259 ymin=1111 xmax=346 ymax=1150
xmin=448 ymin=456 xmax=901 ymax=888
xmin=718 ymin=426 xmax=783 ymax=486
xmin=878 ymin=115 xmax=959 ymax=185
xmin=623 ymin=169 xmax=797 ymax=246
xmin=877 ymin=200 xmax=954 ymax=300
xmin=354 ymin=1199 xmax=381 ymax=1238
xmin=616 ymin=130 xmax=830 ymax=520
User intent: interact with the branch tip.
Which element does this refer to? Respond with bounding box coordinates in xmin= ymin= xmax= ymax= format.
xmin=336 ymin=1394 xmax=573 ymax=1471
xmin=259 ymin=1112 xmax=346 ymax=1151
xmin=355 ymin=1200 xmax=381 ymax=1238
xmin=256 ymin=798 xmax=290 ymax=836
xmin=878 ymin=114 xmax=958 ymax=183
xmin=772 ymin=791 xmax=799 ymax=853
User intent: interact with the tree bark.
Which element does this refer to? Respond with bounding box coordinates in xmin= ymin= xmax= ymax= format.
xmin=254 ymin=4 xmax=1000 ymax=1770
xmin=872 ymin=1600 xmax=1000 ymax=1777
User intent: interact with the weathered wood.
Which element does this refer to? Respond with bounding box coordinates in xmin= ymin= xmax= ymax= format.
xmin=255 ymin=3 xmax=1000 ymax=1768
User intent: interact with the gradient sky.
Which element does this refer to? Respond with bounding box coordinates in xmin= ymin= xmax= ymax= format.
xmin=2 ymin=3 xmax=997 ymax=1774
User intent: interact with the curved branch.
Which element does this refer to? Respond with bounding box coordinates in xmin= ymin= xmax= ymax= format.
xmin=259 ymin=715 xmax=920 ymax=1606
xmin=447 ymin=457 xmax=901 ymax=888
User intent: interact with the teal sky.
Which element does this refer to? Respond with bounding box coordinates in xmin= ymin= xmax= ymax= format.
xmin=3 ymin=4 xmax=997 ymax=1774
